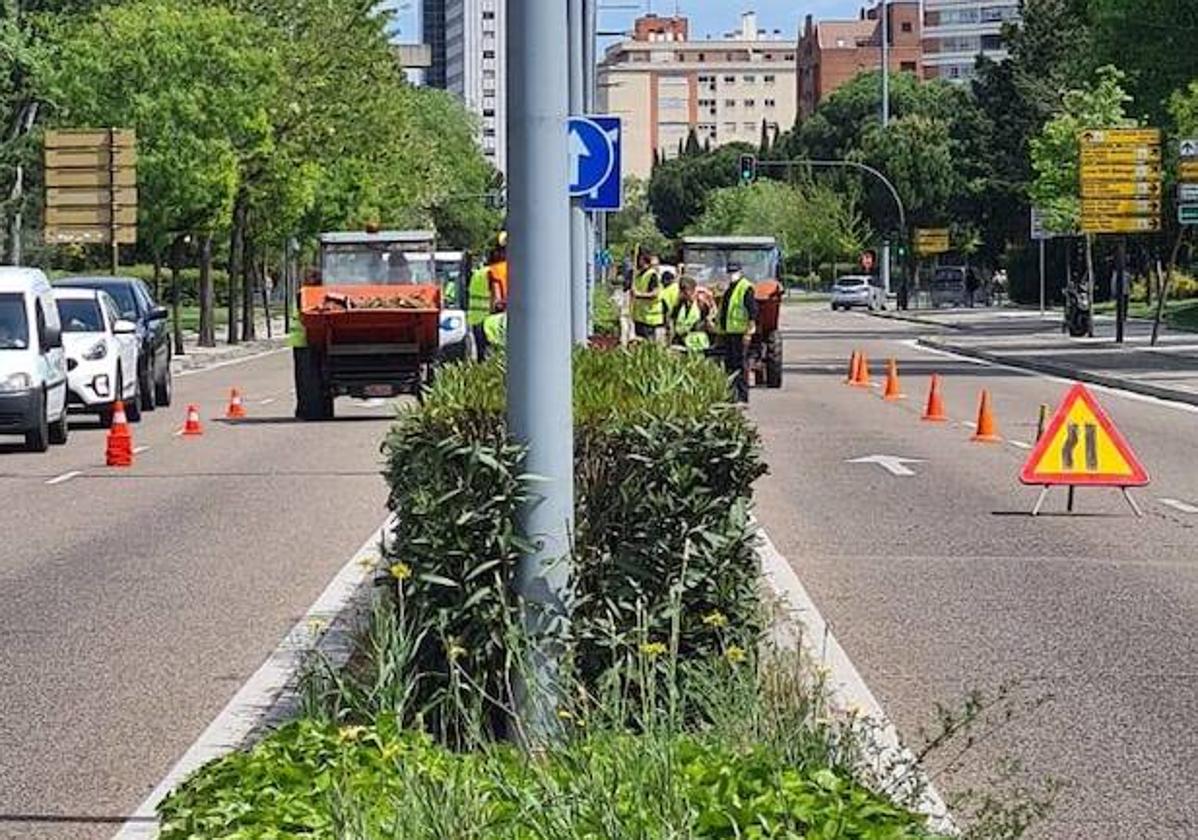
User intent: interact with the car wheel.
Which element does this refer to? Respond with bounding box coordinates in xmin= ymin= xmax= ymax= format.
xmin=49 ymin=403 xmax=69 ymax=446
xmin=139 ymin=363 xmax=156 ymax=412
xmin=155 ymin=363 xmax=173 ymax=408
xmin=126 ymin=375 xmax=142 ymax=423
xmin=25 ymin=390 xmax=50 ymax=452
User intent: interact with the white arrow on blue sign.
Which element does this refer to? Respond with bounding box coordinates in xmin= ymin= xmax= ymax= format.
xmin=568 ymin=115 xmax=622 ymax=212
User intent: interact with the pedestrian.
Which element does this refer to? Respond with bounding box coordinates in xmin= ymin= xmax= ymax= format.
xmin=467 ymin=255 xmax=492 ymax=360
xmin=716 ymin=261 xmax=757 ymax=403
xmin=669 ymin=276 xmax=712 ymax=353
xmin=631 ymin=250 xmax=664 ymax=342
xmin=659 ymin=264 xmax=680 ymax=326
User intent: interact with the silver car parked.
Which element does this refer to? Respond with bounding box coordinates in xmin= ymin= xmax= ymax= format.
xmin=830 ymin=276 xmax=885 ymax=311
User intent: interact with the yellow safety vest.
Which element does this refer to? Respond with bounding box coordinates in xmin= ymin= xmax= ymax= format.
xmin=467 ymin=266 xmax=490 ymax=327
xmin=720 ymin=277 xmax=754 ymax=336
xmin=631 ymin=268 xmax=663 ymax=327
xmin=673 ymin=301 xmax=710 ymax=351
xmin=660 ymin=282 xmax=680 ymax=322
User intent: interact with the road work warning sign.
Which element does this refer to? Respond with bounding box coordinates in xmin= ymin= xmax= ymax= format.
xmin=1020 ymin=384 xmax=1148 ymax=487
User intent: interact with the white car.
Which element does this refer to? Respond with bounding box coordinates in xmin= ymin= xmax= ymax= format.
xmin=831 ymin=276 xmax=886 ymax=312
xmin=53 ymin=287 xmax=142 ymax=427
xmin=0 ymin=268 xmax=70 ymax=451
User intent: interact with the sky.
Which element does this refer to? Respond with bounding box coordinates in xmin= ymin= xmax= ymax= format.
xmin=605 ymin=1 xmax=865 ymax=40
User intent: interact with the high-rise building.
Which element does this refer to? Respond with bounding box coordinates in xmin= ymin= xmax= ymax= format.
xmin=422 ymin=0 xmax=447 ymax=89
xmin=444 ymin=0 xmax=507 ymax=173
xmin=796 ymin=1 xmax=922 ymax=121
xmin=598 ymin=12 xmax=798 ymax=179
xmin=922 ymin=0 xmax=1020 ymax=83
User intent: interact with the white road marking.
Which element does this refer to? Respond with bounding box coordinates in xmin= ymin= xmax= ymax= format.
xmin=173 ymin=428 xmax=185 ymax=437
xmin=757 ymin=528 xmax=954 ymax=833
xmin=174 ymin=347 xmax=288 ymax=379
xmin=961 ymin=420 xmax=977 ymax=429
xmin=133 ymin=446 xmax=150 ymax=455
xmin=846 ymin=454 xmax=925 ymax=477
xmin=110 ymin=518 xmax=393 ymax=840
xmin=259 ymin=397 xmax=276 ymax=406
xmin=1160 ymin=498 xmax=1198 ymax=514
xmin=906 ymin=338 xmax=1198 ymax=415
xmin=1009 ymin=440 xmax=1033 ymax=450
xmin=45 ymin=470 xmax=81 ymax=486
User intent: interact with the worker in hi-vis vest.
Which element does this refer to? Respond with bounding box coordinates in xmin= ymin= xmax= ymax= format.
xmin=668 ymin=276 xmax=712 ymax=353
xmin=715 ymin=262 xmax=758 ymax=403
xmin=468 ymin=237 xmax=508 ymax=361
xmin=630 ymin=251 xmax=664 ymax=342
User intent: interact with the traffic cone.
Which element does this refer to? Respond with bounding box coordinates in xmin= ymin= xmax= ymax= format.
xmin=844 ymin=350 xmax=860 ymax=385
xmin=225 ymin=388 xmax=247 ymax=419
xmin=921 ymin=375 xmax=948 ymax=422
xmin=852 ymin=351 xmax=872 ymax=388
xmin=182 ymin=404 xmax=204 ymax=437
xmin=882 ymin=358 xmax=905 ymax=401
xmin=971 ymin=389 xmax=1002 ymax=443
xmin=106 ymin=400 xmax=134 ymax=467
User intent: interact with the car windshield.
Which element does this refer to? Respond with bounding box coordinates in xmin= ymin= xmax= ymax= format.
xmin=836 ymin=278 xmax=869 ymax=288
xmin=57 ymin=298 xmax=105 ymax=333
xmin=321 ymin=243 xmax=435 ymax=285
xmin=933 ymin=269 xmax=965 ymax=285
xmin=97 ymin=284 xmax=138 ymax=318
xmin=435 ymin=260 xmax=462 ymax=282
xmin=682 ymin=247 xmax=777 ymax=284
xmin=0 ymin=294 xmax=29 ymax=350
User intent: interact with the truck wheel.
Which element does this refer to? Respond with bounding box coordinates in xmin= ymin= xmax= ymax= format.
xmin=294 ymin=347 xmax=328 ymax=421
xmin=765 ymin=330 xmax=783 ymax=389
xmin=25 ymin=391 xmax=49 ymax=452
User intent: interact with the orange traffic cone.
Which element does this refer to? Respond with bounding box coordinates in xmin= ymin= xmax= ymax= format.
xmin=106 ymin=400 xmax=133 ymax=467
xmin=852 ymin=351 xmax=872 ymax=388
xmin=844 ymin=350 xmax=860 ymax=385
xmin=882 ymin=358 xmax=905 ymax=401
xmin=921 ymin=375 xmax=948 ymax=422
xmin=971 ymin=389 xmax=1002 ymax=443
xmin=226 ymin=388 xmax=247 ymax=419
xmin=182 ymin=404 xmax=204 ymax=436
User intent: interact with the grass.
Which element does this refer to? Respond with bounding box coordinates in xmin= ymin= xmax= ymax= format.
xmin=1092 ymin=298 xmax=1198 ymax=331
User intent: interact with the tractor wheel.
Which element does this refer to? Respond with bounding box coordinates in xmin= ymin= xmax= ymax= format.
xmin=294 ymin=347 xmax=332 ymax=420
xmin=765 ymin=330 xmax=783 ymax=389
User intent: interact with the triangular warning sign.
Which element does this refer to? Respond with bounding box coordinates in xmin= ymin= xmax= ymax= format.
xmin=1020 ymin=383 xmax=1149 ymax=487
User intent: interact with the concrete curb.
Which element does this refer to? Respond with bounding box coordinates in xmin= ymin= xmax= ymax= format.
xmin=870 ymin=310 xmax=967 ymax=331
xmin=758 ymin=528 xmax=956 ymax=834
xmin=111 ymin=518 xmax=392 ymax=840
xmin=917 ymin=336 xmax=1198 ymax=408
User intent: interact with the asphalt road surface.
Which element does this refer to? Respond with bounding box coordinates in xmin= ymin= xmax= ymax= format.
xmin=753 ymin=306 xmax=1197 ymax=840
xmin=0 ymin=349 xmax=395 ymax=839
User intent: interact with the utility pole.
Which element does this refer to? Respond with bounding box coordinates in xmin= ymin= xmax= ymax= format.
xmin=1115 ymin=236 xmax=1127 ymax=343
xmin=568 ymin=0 xmax=588 ymax=345
xmin=508 ymin=0 xmax=575 ymax=745
xmin=583 ymin=0 xmax=599 ymax=336
xmin=879 ymin=1 xmax=892 ymax=297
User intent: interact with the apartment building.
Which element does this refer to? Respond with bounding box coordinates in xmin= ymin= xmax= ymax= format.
xmin=598 ymin=12 xmax=798 ymax=179
xmin=422 ymin=0 xmax=447 ymax=89
xmin=434 ymin=0 xmax=507 ymax=173
xmin=796 ymin=1 xmax=922 ymax=120
xmin=922 ymin=0 xmax=1020 ymax=82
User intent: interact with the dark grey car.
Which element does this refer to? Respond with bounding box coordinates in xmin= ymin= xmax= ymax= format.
xmin=54 ymin=276 xmax=173 ymax=410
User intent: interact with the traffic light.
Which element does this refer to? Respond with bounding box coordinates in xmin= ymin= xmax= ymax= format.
xmin=739 ymin=154 xmax=758 ymax=185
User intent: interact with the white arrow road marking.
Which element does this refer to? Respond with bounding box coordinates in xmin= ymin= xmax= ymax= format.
xmin=568 ymin=127 xmax=591 ymax=189
xmin=846 ymin=455 xmax=926 ymax=477
xmin=1160 ymin=498 xmax=1198 ymax=514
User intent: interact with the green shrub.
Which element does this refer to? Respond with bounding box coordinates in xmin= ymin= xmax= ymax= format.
xmin=591 ymin=286 xmax=620 ymax=337
xmin=378 ymin=345 xmax=765 ymax=737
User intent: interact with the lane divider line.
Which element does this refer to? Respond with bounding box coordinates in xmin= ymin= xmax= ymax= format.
xmin=1008 ymin=440 xmax=1032 ymax=450
xmin=133 ymin=446 xmax=151 ymax=455
xmin=46 ymin=470 xmax=82 ymax=486
xmin=259 ymin=398 xmax=276 ymax=406
xmin=110 ymin=517 xmax=393 ymax=840
xmin=1160 ymin=498 xmax=1198 ymax=514
xmin=174 ymin=346 xmax=288 ymax=379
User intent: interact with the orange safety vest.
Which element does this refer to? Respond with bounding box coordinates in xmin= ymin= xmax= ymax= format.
xmin=488 ymin=260 xmax=509 ymax=308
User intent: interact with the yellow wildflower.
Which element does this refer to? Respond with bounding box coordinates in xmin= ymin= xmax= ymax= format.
xmin=338 ymin=725 xmax=367 ymax=744
xmin=724 ymin=645 xmax=747 ymax=665
xmin=307 ymin=618 xmax=328 ymax=636
xmin=556 ymin=709 xmax=574 ymax=721
xmin=446 ymin=641 xmax=467 ymax=661
xmin=389 ymin=562 xmax=412 ymax=582
xmin=702 ymin=611 xmax=728 ymax=629
xmin=639 ymin=642 xmax=667 ymax=658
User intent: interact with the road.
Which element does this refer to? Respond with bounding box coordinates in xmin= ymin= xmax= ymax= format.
xmin=753 ymin=306 xmax=1197 ymax=840
xmin=0 ymin=349 xmax=395 ymax=839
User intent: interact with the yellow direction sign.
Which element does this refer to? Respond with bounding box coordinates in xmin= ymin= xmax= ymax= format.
xmin=1080 ymin=214 xmax=1161 ymax=234
xmin=1020 ymin=383 xmax=1148 ymax=487
xmin=914 ymin=228 xmax=949 ymax=255
xmin=1180 ymin=161 xmax=1198 ymax=180
xmin=1080 ymin=161 xmax=1162 ymax=181
xmin=1082 ymin=198 xmax=1162 ymax=216
xmin=1079 ymin=128 xmax=1161 ymax=147
xmin=1081 ymin=145 xmax=1161 ymax=165
xmin=1081 ymin=180 xmax=1161 ymax=199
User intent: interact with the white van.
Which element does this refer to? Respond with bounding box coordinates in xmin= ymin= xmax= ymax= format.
xmin=0 ymin=268 xmax=70 ymax=451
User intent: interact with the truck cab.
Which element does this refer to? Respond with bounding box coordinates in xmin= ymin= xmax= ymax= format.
xmin=292 ymin=230 xmax=442 ymax=419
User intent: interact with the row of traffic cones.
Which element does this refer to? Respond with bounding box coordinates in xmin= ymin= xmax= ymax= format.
xmin=105 ymin=389 xmax=248 ymax=467
xmin=844 ymin=351 xmax=1000 ymax=443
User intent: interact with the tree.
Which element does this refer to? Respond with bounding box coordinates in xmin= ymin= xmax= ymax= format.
xmin=860 ymin=114 xmax=959 ymax=228
xmin=647 ymin=142 xmax=755 ymax=238
xmin=758 ymin=119 xmax=772 ymax=156
xmin=607 ymin=176 xmax=669 ymax=258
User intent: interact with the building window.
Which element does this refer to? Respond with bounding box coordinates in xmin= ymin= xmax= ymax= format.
xmin=723 ymin=122 xmax=736 ymax=133
xmin=764 ymin=98 xmax=776 ymax=108
xmin=697 ymin=53 xmax=705 ymax=61
xmin=483 ymin=10 xmax=494 ymax=19
xmin=764 ymin=53 xmax=773 ymax=61
xmin=743 ymin=74 xmax=756 ymax=83
xmin=763 ymin=74 xmax=776 ymax=84
xmin=901 ymin=61 xmax=917 ymax=72
xmin=483 ymin=50 xmax=495 ymax=58
xmin=901 ymin=21 xmax=912 ymax=33
xmin=743 ymin=122 xmax=755 ymax=132
xmin=725 ymin=99 xmax=736 ymax=108
xmin=723 ymin=75 xmax=735 ymax=83
xmin=744 ymin=99 xmax=755 ymax=108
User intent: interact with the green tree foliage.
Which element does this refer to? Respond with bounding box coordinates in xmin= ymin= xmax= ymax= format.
xmin=607 ymin=176 xmax=670 ymax=259
xmin=1029 ymin=66 xmax=1135 ymax=233
xmin=647 ymin=143 xmax=755 ymax=238
xmin=860 ymin=114 xmax=959 ymax=227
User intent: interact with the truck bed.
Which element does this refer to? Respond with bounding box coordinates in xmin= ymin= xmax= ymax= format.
xmin=300 ymin=285 xmax=440 ymax=352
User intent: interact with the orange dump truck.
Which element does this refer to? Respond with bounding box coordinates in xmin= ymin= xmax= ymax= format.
xmin=292 ymin=230 xmax=441 ymax=420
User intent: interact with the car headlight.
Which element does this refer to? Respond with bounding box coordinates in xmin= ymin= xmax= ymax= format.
xmin=82 ymin=340 xmax=107 ymax=361
xmin=0 ymin=372 xmax=33 ymax=393
xmin=441 ymin=316 xmax=462 ymax=331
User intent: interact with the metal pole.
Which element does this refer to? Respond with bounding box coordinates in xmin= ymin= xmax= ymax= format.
xmin=568 ymin=0 xmax=588 ymax=345
xmin=1038 ymin=238 xmax=1046 ymax=318
xmin=880 ymin=0 xmax=890 ymax=127
xmin=108 ymin=127 xmax=119 ymax=275
xmin=881 ymin=241 xmax=891 ymax=296
xmin=508 ymin=0 xmax=575 ymax=745
xmin=583 ymin=0 xmax=598 ymax=337
xmin=1115 ymin=236 xmax=1127 ymax=344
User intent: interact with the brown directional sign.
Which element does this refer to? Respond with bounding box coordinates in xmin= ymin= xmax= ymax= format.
xmin=1079 ymin=127 xmax=1161 ymax=234
xmin=914 ymin=227 xmax=950 ymax=255
xmin=43 ymin=128 xmax=137 ymax=245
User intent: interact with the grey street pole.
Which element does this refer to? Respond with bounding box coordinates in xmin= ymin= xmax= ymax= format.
xmin=881 ymin=241 xmax=892 ymax=296
xmin=583 ymin=0 xmax=598 ymax=335
xmin=508 ymin=0 xmax=575 ymax=745
xmin=880 ymin=0 xmax=890 ymax=127
xmin=1039 ymin=238 xmax=1046 ymax=318
xmin=568 ymin=0 xmax=588 ymax=345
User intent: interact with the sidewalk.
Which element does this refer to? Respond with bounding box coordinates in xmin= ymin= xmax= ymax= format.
xmin=876 ymin=308 xmax=1198 ymax=406
xmin=171 ymin=315 xmax=287 ymax=373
